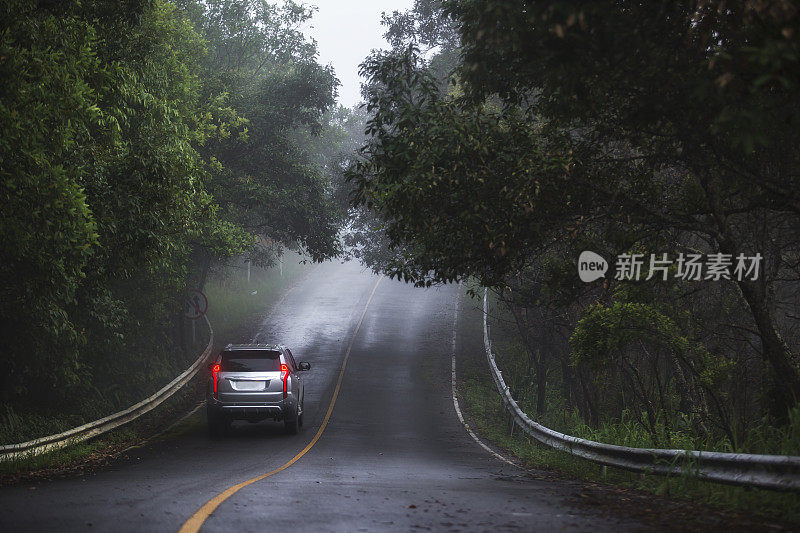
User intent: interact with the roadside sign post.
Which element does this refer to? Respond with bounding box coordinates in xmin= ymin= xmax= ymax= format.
xmin=184 ymin=289 xmax=208 ymax=344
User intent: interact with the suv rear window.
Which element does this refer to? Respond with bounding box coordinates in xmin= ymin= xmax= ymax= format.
xmin=220 ymin=350 xmax=282 ymax=372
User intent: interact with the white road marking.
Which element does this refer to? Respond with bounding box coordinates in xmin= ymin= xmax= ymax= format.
xmin=450 ymin=285 xmax=518 ymax=467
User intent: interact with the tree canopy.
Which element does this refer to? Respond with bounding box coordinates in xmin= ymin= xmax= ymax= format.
xmin=349 ymin=0 xmax=800 ymax=421
xmin=0 ymin=0 xmax=345 ymax=408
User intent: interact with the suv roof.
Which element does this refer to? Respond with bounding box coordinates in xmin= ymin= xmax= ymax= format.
xmin=223 ymin=343 xmax=284 ymax=351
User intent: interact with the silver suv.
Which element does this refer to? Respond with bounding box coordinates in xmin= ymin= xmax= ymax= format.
xmin=206 ymin=344 xmax=311 ymax=436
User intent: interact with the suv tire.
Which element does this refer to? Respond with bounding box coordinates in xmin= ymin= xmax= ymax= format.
xmin=284 ymin=405 xmax=299 ymax=435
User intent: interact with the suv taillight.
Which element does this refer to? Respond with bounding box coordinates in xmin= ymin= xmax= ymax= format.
xmin=212 ymin=363 xmax=220 ymax=399
xmin=280 ymin=363 xmax=289 ymax=398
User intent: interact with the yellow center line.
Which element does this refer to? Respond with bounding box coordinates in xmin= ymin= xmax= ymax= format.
xmin=178 ymin=276 xmax=383 ymax=533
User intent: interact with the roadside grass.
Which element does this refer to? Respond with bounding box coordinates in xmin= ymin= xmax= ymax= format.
xmin=0 ymin=430 xmax=137 ymax=479
xmin=0 ymin=325 xmax=210 ymax=447
xmin=0 ymin=254 xmax=310 ymax=481
xmin=455 ymin=288 xmax=800 ymax=525
xmin=0 ymin=409 xmax=80 ymax=449
xmin=0 ymin=379 xmax=205 ymax=483
xmin=204 ymin=251 xmax=311 ymax=345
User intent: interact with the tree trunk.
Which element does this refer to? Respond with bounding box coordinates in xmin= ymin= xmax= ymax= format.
xmin=736 ymin=278 xmax=800 ymax=416
xmin=699 ymin=172 xmax=800 ymax=418
xmin=536 ymin=351 xmax=547 ymax=416
xmin=504 ymin=296 xmax=549 ymax=416
xmin=561 ymin=359 xmax=576 ymax=409
xmin=579 ymin=370 xmax=599 ymax=427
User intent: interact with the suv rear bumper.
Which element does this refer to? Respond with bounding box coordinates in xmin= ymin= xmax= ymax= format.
xmin=207 ymin=397 xmax=293 ymax=421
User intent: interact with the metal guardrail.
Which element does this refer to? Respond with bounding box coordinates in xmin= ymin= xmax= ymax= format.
xmin=482 ymin=289 xmax=800 ymax=491
xmin=0 ymin=316 xmax=214 ymax=462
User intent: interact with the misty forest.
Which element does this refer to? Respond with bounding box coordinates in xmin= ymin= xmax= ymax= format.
xmin=1 ymin=0 xmax=799 ymax=517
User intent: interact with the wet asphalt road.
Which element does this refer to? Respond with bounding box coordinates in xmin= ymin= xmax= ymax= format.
xmin=0 ymin=260 xmax=647 ymax=532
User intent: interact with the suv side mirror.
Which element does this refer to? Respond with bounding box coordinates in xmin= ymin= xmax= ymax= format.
xmin=298 ymin=362 xmax=311 ymax=371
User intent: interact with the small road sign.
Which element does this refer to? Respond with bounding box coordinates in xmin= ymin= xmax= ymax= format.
xmin=184 ymin=289 xmax=208 ymax=320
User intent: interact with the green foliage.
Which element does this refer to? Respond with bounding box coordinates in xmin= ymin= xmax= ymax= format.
xmin=180 ymin=0 xmax=343 ymax=263
xmin=352 ymin=0 xmax=800 ymax=422
xmin=570 ymin=301 xmax=713 ymax=376
xmin=351 ymin=46 xmax=572 ymax=286
xmin=0 ymin=0 xmax=345 ymax=428
xmin=456 ymin=358 xmax=800 ymax=524
xmin=0 ymin=1 xmax=101 ymax=396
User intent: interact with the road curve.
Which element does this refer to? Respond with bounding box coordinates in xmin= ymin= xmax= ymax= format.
xmin=0 ymin=260 xmax=646 ymax=532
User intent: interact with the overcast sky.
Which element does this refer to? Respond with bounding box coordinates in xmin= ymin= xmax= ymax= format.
xmin=302 ymin=0 xmax=415 ymax=109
